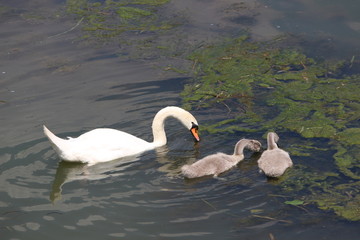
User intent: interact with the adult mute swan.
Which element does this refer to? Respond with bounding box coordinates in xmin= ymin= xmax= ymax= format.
xmin=257 ymin=132 xmax=293 ymax=178
xmin=181 ymin=139 xmax=261 ymax=178
xmin=44 ymin=106 xmax=200 ymax=165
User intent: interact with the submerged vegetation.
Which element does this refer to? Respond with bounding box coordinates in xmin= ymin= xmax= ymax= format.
xmin=181 ymin=36 xmax=360 ymax=221
xmin=66 ymin=0 xmax=173 ymax=40
xmin=182 ymin=36 xmax=358 ymax=137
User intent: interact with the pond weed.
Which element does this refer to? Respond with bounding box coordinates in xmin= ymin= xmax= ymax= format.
xmin=181 ymin=36 xmax=360 ymax=221
xmin=66 ymin=0 xmax=172 ymax=40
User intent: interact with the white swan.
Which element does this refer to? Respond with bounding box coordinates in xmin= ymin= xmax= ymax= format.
xmin=44 ymin=106 xmax=200 ymax=165
xmin=181 ymin=139 xmax=261 ymax=178
xmin=257 ymin=132 xmax=293 ymax=178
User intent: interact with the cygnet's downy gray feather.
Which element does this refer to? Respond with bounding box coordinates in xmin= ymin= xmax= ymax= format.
xmin=257 ymin=132 xmax=293 ymax=178
xmin=181 ymin=139 xmax=261 ymax=178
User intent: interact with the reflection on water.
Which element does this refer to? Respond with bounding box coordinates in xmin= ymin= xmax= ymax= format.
xmin=50 ymin=157 xmax=139 ymax=203
xmin=155 ymin=143 xmax=200 ymax=178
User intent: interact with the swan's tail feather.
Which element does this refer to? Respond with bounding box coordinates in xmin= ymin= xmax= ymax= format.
xmin=43 ymin=125 xmax=67 ymax=156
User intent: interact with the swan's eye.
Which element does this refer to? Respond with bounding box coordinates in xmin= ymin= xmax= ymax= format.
xmin=191 ymin=122 xmax=198 ymax=130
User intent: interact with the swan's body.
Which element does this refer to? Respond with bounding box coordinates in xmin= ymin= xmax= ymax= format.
xmin=257 ymin=132 xmax=293 ymax=178
xmin=44 ymin=106 xmax=200 ymax=165
xmin=181 ymin=139 xmax=261 ymax=178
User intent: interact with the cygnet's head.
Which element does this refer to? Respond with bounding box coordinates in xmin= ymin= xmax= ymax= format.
xmin=247 ymin=140 xmax=262 ymax=152
xmin=234 ymin=139 xmax=262 ymax=156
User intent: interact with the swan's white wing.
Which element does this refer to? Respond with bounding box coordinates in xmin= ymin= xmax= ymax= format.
xmin=64 ymin=128 xmax=153 ymax=163
xmin=75 ymin=128 xmax=150 ymax=149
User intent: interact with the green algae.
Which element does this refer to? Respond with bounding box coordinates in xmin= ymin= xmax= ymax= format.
xmin=116 ymin=6 xmax=152 ymax=20
xmin=281 ymin=166 xmax=360 ymax=221
xmin=312 ymin=182 xmax=360 ymax=221
xmin=65 ymin=0 xmax=172 ymax=40
xmin=182 ymin=36 xmax=360 ymax=145
xmin=181 ymin=36 xmax=360 ymax=221
xmin=182 ymin=37 xmax=358 ymax=136
xmin=333 ymin=143 xmax=360 ymax=180
xmin=284 ymin=199 xmax=304 ymax=206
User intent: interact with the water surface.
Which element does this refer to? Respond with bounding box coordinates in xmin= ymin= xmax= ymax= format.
xmin=0 ymin=0 xmax=359 ymax=239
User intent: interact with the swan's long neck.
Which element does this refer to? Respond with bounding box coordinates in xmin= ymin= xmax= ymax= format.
xmin=267 ymin=132 xmax=279 ymax=150
xmin=151 ymin=107 xmax=188 ymax=147
xmin=151 ymin=111 xmax=167 ymax=147
xmin=233 ymin=139 xmax=249 ymax=155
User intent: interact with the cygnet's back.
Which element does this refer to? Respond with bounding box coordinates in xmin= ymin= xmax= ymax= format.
xmin=257 ymin=132 xmax=293 ymax=178
xmin=181 ymin=139 xmax=261 ymax=178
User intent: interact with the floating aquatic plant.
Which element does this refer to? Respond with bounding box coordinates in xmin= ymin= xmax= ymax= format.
xmin=181 ymin=36 xmax=360 ymax=221
xmin=65 ymin=0 xmax=173 ymax=40
xmin=281 ymin=165 xmax=360 ymax=221
xmin=182 ymin=36 xmax=358 ymax=136
xmin=284 ymin=199 xmax=304 ymax=206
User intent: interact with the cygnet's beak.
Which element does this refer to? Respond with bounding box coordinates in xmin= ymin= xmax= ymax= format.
xmin=190 ymin=124 xmax=200 ymax=142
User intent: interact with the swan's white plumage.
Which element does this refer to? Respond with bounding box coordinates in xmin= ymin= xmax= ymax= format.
xmin=44 ymin=106 xmax=199 ymax=165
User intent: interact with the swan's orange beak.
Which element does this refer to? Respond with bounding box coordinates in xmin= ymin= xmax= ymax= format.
xmin=190 ymin=125 xmax=200 ymax=142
